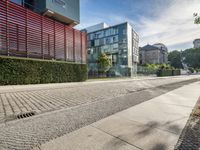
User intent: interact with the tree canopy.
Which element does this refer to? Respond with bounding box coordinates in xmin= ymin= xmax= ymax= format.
xmin=168 ymin=50 xmax=183 ymax=69
xmin=182 ymin=48 xmax=200 ymax=69
xmin=194 ymin=13 xmax=200 ymax=24
xmin=97 ymin=53 xmax=111 ymax=73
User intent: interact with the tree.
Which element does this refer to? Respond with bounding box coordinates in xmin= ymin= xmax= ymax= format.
xmin=145 ymin=64 xmax=159 ymax=70
xmin=158 ymin=63 xmax=173 ymax=70
xmin=194 ymin=13 xmax=200 ymax=24
xmin=182 ymin=48 xmax=200 ymax=69
xmin=97 ymin=53 xmax=111 ymax=74
xmin=168 ymin=50 xmax=183 ymax=69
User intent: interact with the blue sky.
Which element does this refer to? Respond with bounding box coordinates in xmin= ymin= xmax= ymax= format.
xmin=76 ymin=0 xmax=200 ymax=51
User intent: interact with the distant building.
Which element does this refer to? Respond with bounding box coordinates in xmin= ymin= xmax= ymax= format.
xmin=193 ymin=39 xmax=200 ymax=48
xmin=83 ymin=22 xmax=139 ymax=77
xmin=83 ymin=23 xmax=110 ymax=33
xmin=139 ymin=43 xmax=168 ymax=64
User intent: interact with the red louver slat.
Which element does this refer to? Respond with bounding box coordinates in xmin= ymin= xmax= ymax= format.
xmin=0 ymin=0 xmax=87 ymax=63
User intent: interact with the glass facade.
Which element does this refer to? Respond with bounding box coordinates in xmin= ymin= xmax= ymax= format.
xmin=10 ymin=0 xmax=36 ymax=10
xmin=10 ymin=0 xmax=80 ymax=26
xmin=87 ymin=22 xmax=139 ymax=77
xmin=11 ymin=0 xmax=22 ymax=5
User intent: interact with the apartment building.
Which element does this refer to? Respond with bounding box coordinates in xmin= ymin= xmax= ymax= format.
xmin=139 ymin=43 xmax=168 ymax=64
xmin=83 ymin=22 xmax=139 ymax=77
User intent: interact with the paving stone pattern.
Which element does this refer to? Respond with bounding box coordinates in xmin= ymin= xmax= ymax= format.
xmin=0 ymin=76 xmax=199 ymax=150
xmin=0 ymin=77 xmax=199 ymax=124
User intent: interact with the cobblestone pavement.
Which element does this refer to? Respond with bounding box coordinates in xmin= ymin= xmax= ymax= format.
xmin=175 ymin=98 xmax=200 ymax=150
xmin=0 ymin=76 xmax=199 ymax=124
xmin=0 ymin=76 xmax=199 ymax=150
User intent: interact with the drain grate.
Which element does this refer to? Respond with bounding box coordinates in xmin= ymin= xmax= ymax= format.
xmin=4 ymin=111 xmax=36 ymax=123
xmin=16 ymin=112 xmax=36 ymax=119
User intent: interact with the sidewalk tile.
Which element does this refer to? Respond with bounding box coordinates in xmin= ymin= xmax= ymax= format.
xmin=39 ymin=125 xmax=140 ymax=150
xmin=92 ymin=115 xmax=178 ymax=150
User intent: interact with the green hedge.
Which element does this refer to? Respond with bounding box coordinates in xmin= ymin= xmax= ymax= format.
xmin=157 ymin=69 xmax=181 ymax=77
xmin=172 ymin=69 xmax=181 ymax=76
xmin=0 ymin=56 xmax=87 ymax=85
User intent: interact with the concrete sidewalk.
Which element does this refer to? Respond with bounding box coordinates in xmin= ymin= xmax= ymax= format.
xmin=35 ymin=81 xmax=200 ymax=150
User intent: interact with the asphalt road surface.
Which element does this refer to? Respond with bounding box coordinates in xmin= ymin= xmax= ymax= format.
xmin=0 ymin=75 xmax=199 ymax=150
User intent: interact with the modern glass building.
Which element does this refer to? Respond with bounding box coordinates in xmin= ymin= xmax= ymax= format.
xmin=10 ymin=0 xmax=80 ymax=26
xmin=84 ymin=22 xmax=139 ymax=77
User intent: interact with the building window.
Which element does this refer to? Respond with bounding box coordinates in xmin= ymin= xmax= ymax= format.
xmin=110 ymin=28 xmax=114 ymax=35
xmin=122 ymin=39 xmax=127 ymax=43
xmin=102 ymin=45 xmax=109 ymax=53
xmin=100 ymin=38 xmax=104 ymax=45
xmin=53 ymin=0 xmax=66 ymax=8
xmin=11 ymin=0 xmax=22 ymax=5
xmin=113 ymin=28 xmax=118 ymax=34
xmin=113 ymin=43 xmax=118 ymax=50
xmin=91 ymin=40 xmax=94 ymax=47
xmin=120 ymin=43 xmax=127 ymax=49
xmin=100 ymin=47 xmax=105 ymax=53
xmin=89 ymin=34 xmax=94 ymax=40
xmin=113 ymin=36 xmax=118 ymax=43
xmin=110 ymin=37 xmax=113 ymax=44
xmin=112 ymin=54 xmax=117 ymax=66
xmin=122 ymin=57 xmax=127 ymax=65
xmin=94 ymin=32 xmax=103 ymax=39
xmin=94 ymin=34 xmax=97 ymax=39
xmin=106 ymin=38 xmax=110 ymax=44
xmin=94 ymin=39 xmax=100 ymax=46
xmin=93 ymin=48 xmax=98 ymax=54
xmin=123 ymin=29 xmax=127 ymax=35
xmin=105 ymin=29 xmax=110 ymax=36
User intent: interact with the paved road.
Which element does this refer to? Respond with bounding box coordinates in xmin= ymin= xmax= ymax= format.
xmin=0 ymin=76 xmax=199 ymax=150
xmin=35 ymin=81 xmax=200 ymax=150
xmin=0 ymin=76 xmax=199 ymax=124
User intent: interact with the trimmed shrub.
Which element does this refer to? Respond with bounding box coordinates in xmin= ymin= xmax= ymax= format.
xmin=172 ymin=69 xmax=181 ymax=76
xmin=0 ymin=56 xmax=87 ymax=85
xmin=157 ymin=69 xmax=181 ymax=77
xmin=157 ymin=69 xmax=172 ymax=77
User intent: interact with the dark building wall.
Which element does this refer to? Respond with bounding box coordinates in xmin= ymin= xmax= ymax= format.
xmin=139 ymin=49 xmax=168 ymax=64
xmin=10 ymin=0 xmax=80 ymax=26
xmin=29 ymin=0 xmax=46 ymax=14
xmin=46 ymin=0 xmax=80 ymax=24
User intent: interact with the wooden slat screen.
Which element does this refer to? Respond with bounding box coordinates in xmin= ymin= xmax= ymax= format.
xmin=0 ymin=0 xmax=87 ymax=63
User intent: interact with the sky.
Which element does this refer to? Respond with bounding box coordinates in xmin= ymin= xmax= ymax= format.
xmin=76 ymin=0 xmax=200 ymax=51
